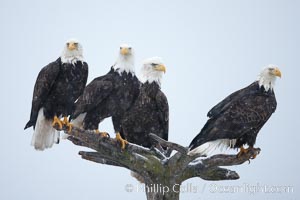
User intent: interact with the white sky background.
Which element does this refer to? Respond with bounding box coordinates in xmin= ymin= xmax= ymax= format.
xmin=0 ymin=0 xmax=299 ymax=199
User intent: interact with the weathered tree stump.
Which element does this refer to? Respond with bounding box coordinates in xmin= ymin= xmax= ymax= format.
xmin=63 ymin=127 xmax=260 ymax=200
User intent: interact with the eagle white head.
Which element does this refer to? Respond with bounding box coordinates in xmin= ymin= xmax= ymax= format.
xmin=113 ymin=44 xmax=135 ymax=74
xmin=141 ymin=57 xmax=166 ymax=86
xmin=258 ymin=64 xmax=282 ymax=92
xmin=61 ymin=38 xmax=84 ymax=65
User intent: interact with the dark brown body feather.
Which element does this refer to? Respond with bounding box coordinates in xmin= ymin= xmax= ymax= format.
xmin=189 ymin=81 xmax=277 ymax=150
xmin=121 ymin=82 xmax=169 ymax=148
xmin=24 ymin=58 xmax=88 ymax=129
xmin=71 ymin=68 xmax=140 ymax=132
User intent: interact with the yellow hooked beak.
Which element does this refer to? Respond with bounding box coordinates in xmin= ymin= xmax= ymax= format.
xmin=273 ymin=67 xmax=282 ymax=78
xmin=120 ymin=47 xmax=129 ymax=55
xmin=154 ymin=64 xmax=166 ymax=73
xmin=67 ymin=42 xmax=77 ymax=51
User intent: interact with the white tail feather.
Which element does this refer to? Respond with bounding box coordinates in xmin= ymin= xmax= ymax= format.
xmin=61 ymin=133 xmax=69 ymax=140
xmin=31 ymin=108 xmax=59 ymax=151
xmin=71 ymin=113 xmax=86 ymax=128
xmin=188 ymin=139 xmax=236 ymax=156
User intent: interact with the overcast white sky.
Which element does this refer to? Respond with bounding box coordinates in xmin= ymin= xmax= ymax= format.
xmin=1 ymin=0 xmax=299 ymax=199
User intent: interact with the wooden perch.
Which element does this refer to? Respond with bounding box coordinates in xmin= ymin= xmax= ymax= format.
xmin=62 ymin=126 xmax=260 ymax=200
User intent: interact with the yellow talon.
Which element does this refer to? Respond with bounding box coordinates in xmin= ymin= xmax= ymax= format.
xmin=101 ymin=132 xmax=110 ymax=138
xmin=52 ymin=115 xmax=63 ymax=130
xmin=94 ymin=130 xmax=110 ymax=138
xmin=62 ymin=117 xmax=68 ymax=125
xmin=237 ymin=146 xmax=248 ymax=158
xmin=249 ymin=147 xmax=260 ymax=159
xmin=115 ymin=132 xmax=128 ymax=150
xmin=62 ymin=116 xmax=72 ymax=133
xmin=66 ymin=123 xmax=72 ymax=133
xmin=237 ymin=146 xmax=260 ymax=159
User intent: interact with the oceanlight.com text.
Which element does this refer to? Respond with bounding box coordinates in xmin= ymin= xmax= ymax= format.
xmin=124 ymin=182 xmax=294 ymax=195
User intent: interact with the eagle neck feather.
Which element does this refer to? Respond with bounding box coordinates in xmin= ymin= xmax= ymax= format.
xmin=258 ymin=72 xmax=276 ymax=92
xmin=61 ymin=46 xmax=84 ymax=65
xmin=113 ymin=55 xmax=135 ymax=75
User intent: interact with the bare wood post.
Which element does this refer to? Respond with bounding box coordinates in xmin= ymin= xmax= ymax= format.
xmin=61 ymin=127 xmax=260 ymax=200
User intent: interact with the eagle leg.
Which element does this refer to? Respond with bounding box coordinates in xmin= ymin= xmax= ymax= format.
xmin=52 ymin=115 xmax=63 ymax=130
xmin=62 ymin=117 xmax=72 ymax=133
xmin=237 ymin=146 xmax=260 ymax=159
xmin=115 ymin=132 xmax=128 ymax=150
xmin=236 ymin=146 xmax=248 ymax=158
xmin=94 ymin=130 xmax=110 ymax=138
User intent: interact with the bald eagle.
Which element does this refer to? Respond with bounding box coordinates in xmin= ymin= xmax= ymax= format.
xmin=71 ymin=44 xmax=140 ymax=147
xmin=188 ymin=65 xmax=281 ymax=157
xmin=24 ymin=39 xmax=88 ymax=151
xmin=121 ymin=57 xmax=168 ymax=148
